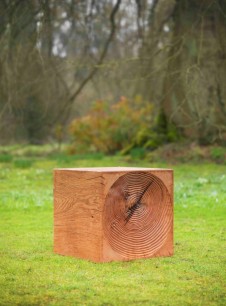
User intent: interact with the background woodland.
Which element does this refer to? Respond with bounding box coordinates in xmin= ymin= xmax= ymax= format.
xmin=0 ymin=0 xmax=226 ymax=151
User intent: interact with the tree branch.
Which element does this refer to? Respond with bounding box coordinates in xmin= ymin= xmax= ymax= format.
xmin=70 ymin=0 xmax=121 ymax=102
xmin=57 ymin=0 xmax=122 ymax=124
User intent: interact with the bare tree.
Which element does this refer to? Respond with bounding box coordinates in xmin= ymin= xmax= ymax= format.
xmin=139 ymin=0 xmax=226 ymax=144
xmin=0 ymin=0 xmax=124 ymax=143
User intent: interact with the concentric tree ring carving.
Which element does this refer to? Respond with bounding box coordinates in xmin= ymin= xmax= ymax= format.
xmin=103 ymin=172 xmax=172 ymax=258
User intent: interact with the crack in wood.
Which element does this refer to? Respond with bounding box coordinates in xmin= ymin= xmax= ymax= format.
xmin=124 ymin=179 xmax=154 ymax=223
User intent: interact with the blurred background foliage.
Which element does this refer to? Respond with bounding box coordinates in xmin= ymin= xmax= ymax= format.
xmin=69 ymin=95 xmax=180 ymax=154
xmin=0 ymin=0 xmax=225 ymax=152
xmin=69 ymin=96 xmax=154 ymax=154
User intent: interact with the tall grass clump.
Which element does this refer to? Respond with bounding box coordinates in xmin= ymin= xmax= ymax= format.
xmin=14 ymin=159 xmax=34 ymax=169
xmin=0 ymin=153 xmax=13 ymax=163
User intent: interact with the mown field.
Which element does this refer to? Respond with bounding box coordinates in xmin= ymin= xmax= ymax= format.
xmin=0 ymin=147 xmax=225 ymax=305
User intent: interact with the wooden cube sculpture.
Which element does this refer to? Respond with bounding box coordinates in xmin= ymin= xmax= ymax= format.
xmin=54 ymin=167 xmax=173 ymax=262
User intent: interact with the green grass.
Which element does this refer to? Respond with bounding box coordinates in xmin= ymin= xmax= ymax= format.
xmin=0 ymin=153 xmax=13 ymax=163
xmin=13 ymin=158 xmax=34 ymax=169
xmin=0 ymin=150 xmax=225 ymax=305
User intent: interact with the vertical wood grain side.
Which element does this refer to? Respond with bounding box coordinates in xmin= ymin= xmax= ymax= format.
xmin=54 ymin=170 xmax=103 ymax=262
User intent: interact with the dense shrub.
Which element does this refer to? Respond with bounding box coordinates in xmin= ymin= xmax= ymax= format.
xmin=69 ymin=96 xmax=153 ymax=154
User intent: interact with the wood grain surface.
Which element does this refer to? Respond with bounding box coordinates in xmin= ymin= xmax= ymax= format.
xmin=54 ymin=168 xmax=173 ymax=262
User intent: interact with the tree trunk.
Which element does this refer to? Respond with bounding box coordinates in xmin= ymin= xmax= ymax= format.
xmin=162 ymin=0 xmax=226 ymax=144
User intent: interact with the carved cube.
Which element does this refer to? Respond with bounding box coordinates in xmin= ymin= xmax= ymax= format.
xmin=54 ymin=167 xmax=173 ymax=262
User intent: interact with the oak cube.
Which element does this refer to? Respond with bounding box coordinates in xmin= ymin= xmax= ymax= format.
xmin=54 ymin=167 xmax=173 ymax=262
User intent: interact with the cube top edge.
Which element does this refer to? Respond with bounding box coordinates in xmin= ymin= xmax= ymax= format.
xmin=54 ymin=167 xmax=173 ymax=172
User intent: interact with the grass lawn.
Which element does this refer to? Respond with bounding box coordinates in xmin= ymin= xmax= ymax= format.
xmin=0 ymin=150 xmax=225 ymax=305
